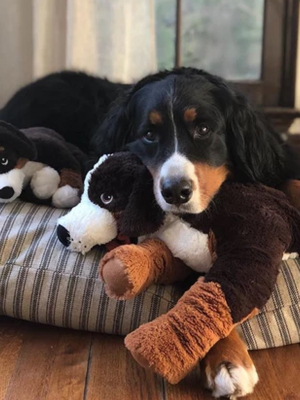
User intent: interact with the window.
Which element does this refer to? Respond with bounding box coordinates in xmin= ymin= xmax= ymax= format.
xmin=155 ymin=0 xmax=300 ymax=131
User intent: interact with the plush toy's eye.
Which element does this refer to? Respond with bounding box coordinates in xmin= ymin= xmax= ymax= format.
xmin=143 ymin=131 xmax=157 ymax=143
xmin=1 ymin=158 xmax=8 ymax=166
xmin=100 ymin=193 xmax=114 ymax=205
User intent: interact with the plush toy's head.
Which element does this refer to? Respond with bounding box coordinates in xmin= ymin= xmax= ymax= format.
xmin=56 ymin=152 xmax=164 ymax=254
xmin=0 ymin=121 xmax=36 ymax=202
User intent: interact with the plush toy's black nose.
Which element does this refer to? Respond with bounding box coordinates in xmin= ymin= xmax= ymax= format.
xmin=161 ymin=178 xmax=193 ymax=205
xmin=57 ymin=225 xmax=71 ymax=247
xmin=0 ymin=186 xmax=15 ymax=200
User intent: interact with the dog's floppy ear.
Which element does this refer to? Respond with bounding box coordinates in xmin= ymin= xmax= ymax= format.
xmin=226 ymin=93 xmax=286 ymax=186
xmin=91 ymin=89 xmax=133 ymax=156
xmin=119 ymin=166 xmax=165 ymax=237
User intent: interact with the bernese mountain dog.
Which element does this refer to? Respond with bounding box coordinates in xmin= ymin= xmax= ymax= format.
xmin=1 ymin=67 xmax=300 ymax=398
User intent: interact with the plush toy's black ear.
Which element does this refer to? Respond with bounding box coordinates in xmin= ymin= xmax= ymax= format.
xmin=0 ymin=120 xmax=36 ymax=159
xmin=90 ymin=89 xmax=133 ymax=156
xmin=119 ymin=166 xmax=165 ymax=237
xmin=226 ymin=93 xmax=288 ymax=187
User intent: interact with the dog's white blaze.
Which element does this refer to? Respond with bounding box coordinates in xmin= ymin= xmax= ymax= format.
xmin=155 ymin=152 xmax=203 ymax=213
xmin=169 ymin=97 xmax=178 ymax=153
xmin=159 ymin=153 xmax=195 ymax=179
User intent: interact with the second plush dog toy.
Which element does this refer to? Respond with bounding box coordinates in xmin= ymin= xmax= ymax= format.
xmin=0 ymin=121 xmax=86 ymax=207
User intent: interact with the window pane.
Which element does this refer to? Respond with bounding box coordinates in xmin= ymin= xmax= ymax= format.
xmin=181 ymin=0 xmax=265 ymax=80
xmin=155 ymin=0 xmax=176 ymax=70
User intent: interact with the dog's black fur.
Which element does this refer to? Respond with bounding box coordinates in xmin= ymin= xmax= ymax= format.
xmin=0 ymin=71 xmax=128 ymax=155
xmin=0 ymin=67 xmax=299 ymax=188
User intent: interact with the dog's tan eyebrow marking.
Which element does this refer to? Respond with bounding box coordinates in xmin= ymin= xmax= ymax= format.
xmin=184 ymin=108 xmax=197 ymax=122
xmin=149 ymin=111 xmax=163 ymax=125
xmin=0 ymin=147 xmax=4 ymax=152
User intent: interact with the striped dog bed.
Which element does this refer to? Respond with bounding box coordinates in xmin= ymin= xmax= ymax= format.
xmin=0 ymin=200 xmax=299 ymax=350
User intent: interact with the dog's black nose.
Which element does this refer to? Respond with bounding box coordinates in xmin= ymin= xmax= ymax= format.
xmin=161 ymin=178 xmax=193 ymax=205
xmin=0 ymin=186 xmax=15 ymax=200
xmin=57 ymin=224 xmax=71 ymax=247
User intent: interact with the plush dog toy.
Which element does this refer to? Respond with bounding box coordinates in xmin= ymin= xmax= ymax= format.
xmin=57 ymin=152 xmax=300 ymax=390
xmin=0 ymin=121 xmax=85 ymax=208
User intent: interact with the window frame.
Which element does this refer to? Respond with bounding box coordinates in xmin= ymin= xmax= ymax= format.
xmin=174 ymin=0 xmax=299 ymax=112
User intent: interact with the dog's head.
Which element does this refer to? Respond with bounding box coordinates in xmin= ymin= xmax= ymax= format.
xmin=94 ymin=68 xmax=287 ymax=214
xmin=57 ymin=152 xmax=164 ymax=254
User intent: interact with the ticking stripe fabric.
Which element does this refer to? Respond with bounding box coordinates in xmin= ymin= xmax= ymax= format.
xmin=0 ymin=201 xmax=299 ymax=350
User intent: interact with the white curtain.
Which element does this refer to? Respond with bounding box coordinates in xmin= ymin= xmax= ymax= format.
xmin=0 ymin=0 xmax=157 ymax=107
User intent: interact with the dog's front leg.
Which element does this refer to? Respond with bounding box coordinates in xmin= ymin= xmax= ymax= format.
xmin=201 ymin=329 xmax=258 ymax=399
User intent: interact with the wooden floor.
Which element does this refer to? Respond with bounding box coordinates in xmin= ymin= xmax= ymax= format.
xmin=0 ymin=317 xmax=300 ymax=400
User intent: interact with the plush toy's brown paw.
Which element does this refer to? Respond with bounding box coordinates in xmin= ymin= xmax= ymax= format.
xmin=125 ymin=314 xmax=199 ymax=384
xmin=99 ymin=244 xmax=153 ymax=300
xmin=125 ymin=279 xmax=234 ymax=384
xmin=100 ymin=254 xmax=134 ymax=300
xmin=125 ymin=315 xmax=188 ymax=383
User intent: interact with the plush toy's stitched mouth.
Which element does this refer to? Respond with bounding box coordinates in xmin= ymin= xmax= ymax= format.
xmin=105 ymin=234 xmax=133 ymax=251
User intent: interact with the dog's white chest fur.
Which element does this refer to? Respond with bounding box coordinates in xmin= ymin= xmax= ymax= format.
xmin=142 ymin=214 xmax=212 ymax=273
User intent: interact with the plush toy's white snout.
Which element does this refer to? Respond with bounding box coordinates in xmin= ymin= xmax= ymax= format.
xmin=0 ymin=169 xmax=25 ymax=203
xmin=57 ymin=198 xmax=117 ymax=254
xmin=56 ymin=154 xmax=117 ymax=254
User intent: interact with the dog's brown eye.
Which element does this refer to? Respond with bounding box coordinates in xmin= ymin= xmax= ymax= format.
xmin=100 ymin=193 xmax=113 ymax=205
xmin=196 ymin=125 xmax=210 ymax=137
xmin=1 ymin=157 xmax=8 ymax=166
xmin=143 ymin=131 xmax=157 ymax=143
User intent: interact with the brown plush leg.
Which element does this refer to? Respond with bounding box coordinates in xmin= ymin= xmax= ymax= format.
xmin=201 ymin=329 xmax=258 ymax=398
xmin=125 ymin=277 xmax=234 ymax=384
xmin=99 ymin=238 xmax=191 ymax=300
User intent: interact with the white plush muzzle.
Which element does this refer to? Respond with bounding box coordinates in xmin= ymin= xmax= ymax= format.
xmin=0 ymin=169 xmax=25 ymax=203
xmin=57 ymin=155 xmax=117 ymax=254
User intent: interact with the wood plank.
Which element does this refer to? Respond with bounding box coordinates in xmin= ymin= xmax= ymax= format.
xmin=164 ymin=363 xmax=212 ymax=400
xmin=0 ymin=318 xmax=91 ymax=400
xmin=85 ymin=334 xmax=164 ymax=400
xmin=249 ymin=348 xmax=285 ymax=400
xmin=1 ymin=317 xmax=300 ymax=400
xmin=43 ymin=331 xmax=92 ymax=400
xmin=0 ymin=318 xmax=24 ymax=400
xmin=251 ymin=344 xmax=300 ymax=400
xmin=271 ymin=344 xmax=300 ymax=400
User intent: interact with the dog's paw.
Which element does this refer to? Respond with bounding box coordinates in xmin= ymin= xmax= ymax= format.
xmin=52 ymin=185 xmax=80 ymax=208
xmin=31 ymin=167 xmax=60 ymax=199
xmin=204 ymin=362 xmax=258 ymax=399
